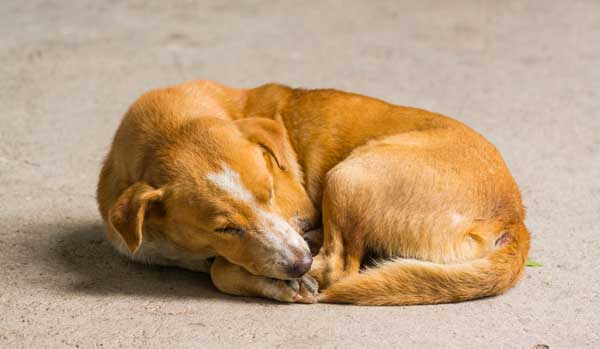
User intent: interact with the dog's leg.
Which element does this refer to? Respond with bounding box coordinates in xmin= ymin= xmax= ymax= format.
xmin=210 ymin=256 xmax=318 ymax=303
xmin=310 ymin=170 xmax=366 ymax=289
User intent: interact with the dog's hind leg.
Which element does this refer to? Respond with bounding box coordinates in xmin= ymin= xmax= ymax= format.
xmin=310 ymin=127 xmax=528 ymax=303
xmin=310 ymin=132 xmax=477 ymax=289
xmin=309 ymin=163 xmax=369 ymax=289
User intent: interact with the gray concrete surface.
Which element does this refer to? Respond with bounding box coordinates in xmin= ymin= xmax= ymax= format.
xmin=1 ymin=1 xmax=599 ymax=347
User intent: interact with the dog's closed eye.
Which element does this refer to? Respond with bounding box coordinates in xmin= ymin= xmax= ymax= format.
xmin=215 ymin=226 xmax=246 ymax=235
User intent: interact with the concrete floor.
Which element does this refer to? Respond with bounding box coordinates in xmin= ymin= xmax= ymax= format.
xmin=1 ymin=1 xmax=599 ymax=347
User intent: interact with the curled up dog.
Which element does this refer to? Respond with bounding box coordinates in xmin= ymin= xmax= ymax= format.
xmin=96 ymin=80 xmax=530 ymax=305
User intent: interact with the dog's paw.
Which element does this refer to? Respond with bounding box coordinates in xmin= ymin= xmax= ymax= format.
xmin=300 ymin=274 xmax=319 ymax=296
xmin=269 ymin=274 xmax=319 ymax=304
xmin=307 ymin=252 xmax=329 ymax=288
xmin=288 ymin=274 xmax=319 ymax=304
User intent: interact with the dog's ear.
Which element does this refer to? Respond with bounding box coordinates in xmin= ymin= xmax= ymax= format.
xmin=235 ymin=118 xmax=290 ymax=171
xmin=108 ymin=182 xmax=164 ymax=254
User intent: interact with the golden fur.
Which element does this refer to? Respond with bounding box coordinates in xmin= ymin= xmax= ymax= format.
xmin=97 ymin=80 xmax=530 ymax=305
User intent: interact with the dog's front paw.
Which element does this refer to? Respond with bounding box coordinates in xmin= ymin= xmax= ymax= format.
xmin=269 ymin=274 xmax=319 ymax=304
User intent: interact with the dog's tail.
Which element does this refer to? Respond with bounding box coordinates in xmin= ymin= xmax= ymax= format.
xmin=318 ymin=223 xmax=530 ymax=305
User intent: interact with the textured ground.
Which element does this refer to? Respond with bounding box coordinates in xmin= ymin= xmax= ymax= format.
xmin=1 ymin=1 xmax=599 ymax=347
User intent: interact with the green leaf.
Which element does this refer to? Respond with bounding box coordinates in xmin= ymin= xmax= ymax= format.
xmin=525 ymin=259 xmax=542 ymax=267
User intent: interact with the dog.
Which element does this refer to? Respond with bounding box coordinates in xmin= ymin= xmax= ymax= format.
xmin=97 ymin=80 xmax=530 ymax=305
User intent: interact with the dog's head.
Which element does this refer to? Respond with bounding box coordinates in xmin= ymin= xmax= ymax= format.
xmin=106 ymin=117 xmax=318 ymax=279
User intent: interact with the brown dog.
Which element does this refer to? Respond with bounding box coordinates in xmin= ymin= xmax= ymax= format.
xmin=97 ymin=80 xmax=530 ymax=305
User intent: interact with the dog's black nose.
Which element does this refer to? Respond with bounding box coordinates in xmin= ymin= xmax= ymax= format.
xmin=286 ymin=254 xmax=313 ymax=278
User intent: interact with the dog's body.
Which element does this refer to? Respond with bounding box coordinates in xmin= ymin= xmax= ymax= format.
xmin=97 ymin=80 xmax=530 ymax=305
